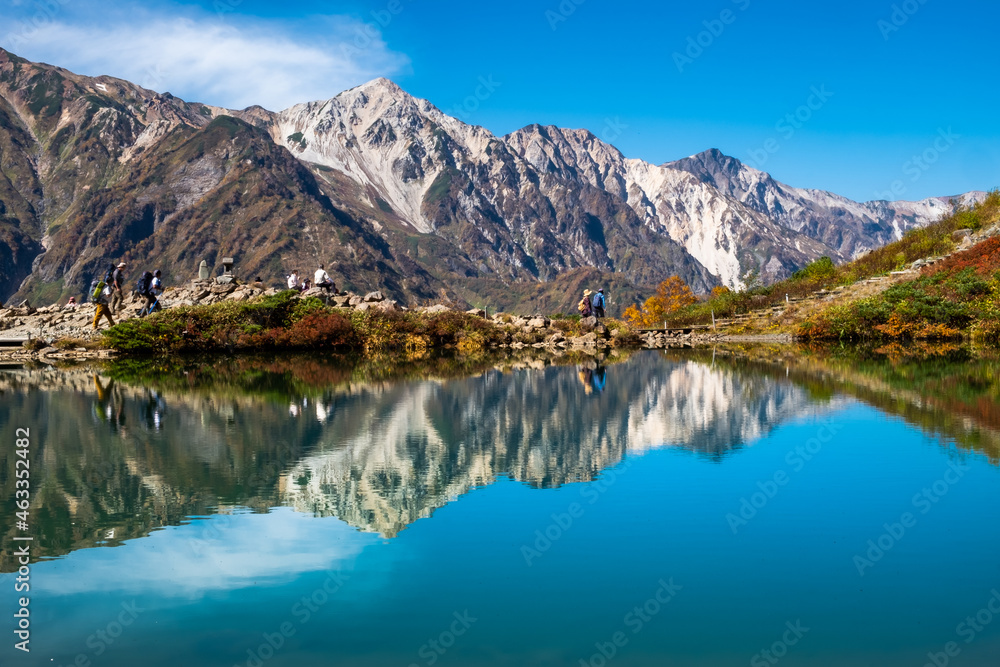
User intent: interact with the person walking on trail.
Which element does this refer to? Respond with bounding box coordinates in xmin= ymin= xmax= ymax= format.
xmin=578 ymin=289 xmax=593 ymax=317
xmin=139 ymin=270 xmax=164 ymax=317
xmin=93 ymin=283 xmax=116 ymax=330
xmin=314 ymin=264 xmax=336 ymax=294
xmin=592 ymin=288 xmax=606 ymax=319
xmin=136 ymin=270 xmax=155 ymax=317
xmin=110 ymin=262 xmax=126 ymax=313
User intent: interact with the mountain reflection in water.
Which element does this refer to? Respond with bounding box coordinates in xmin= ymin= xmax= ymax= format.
xmin=1 ymin=345 xmax=994 ymax=569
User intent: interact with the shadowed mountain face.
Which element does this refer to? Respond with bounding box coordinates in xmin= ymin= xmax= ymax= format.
xmin=0 ymin=351 xmax=831 ymax=567
xmin=0 ymin=49 xmax=979 ymax=310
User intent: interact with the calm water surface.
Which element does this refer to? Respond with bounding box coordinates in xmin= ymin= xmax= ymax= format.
xmin=2 ymin=349 xmax=1000 ymax=667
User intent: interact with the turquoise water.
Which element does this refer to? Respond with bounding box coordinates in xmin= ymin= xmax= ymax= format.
xmin=2 ymin=351 xmax=1000 ymax=666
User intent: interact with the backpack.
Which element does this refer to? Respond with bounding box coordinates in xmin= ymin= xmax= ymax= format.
xmin=136 ymin=271 xmax=153 ymax=296
xmin=103 ymin=265 xmax=116 ymax=285
xmin=92 ymin=280 xmax=107 ymax=300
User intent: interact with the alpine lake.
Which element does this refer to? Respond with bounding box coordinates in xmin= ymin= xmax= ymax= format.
xmin=2 ymin=343 xmax=1000 ymax=667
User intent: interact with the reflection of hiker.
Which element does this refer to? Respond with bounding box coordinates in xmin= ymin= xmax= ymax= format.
xmin=110 ymin=262 xmax=127 ymax=313
xmin=592 ymin=288 xmax=606 ymax=319
xmin=93 ymin=284 xmax=116 ymax=330
xmin=577 ymin=368 xmax=594 ymax=395
xmin=92 ymin=374 xmax=114 ymax=424
xmin=578 ymin=290 xmax=593 ymax=317
xmin=591 ymin=366 xmax=607 ymax=393
xmin=314 ymin=264 xmax=336 ymax=293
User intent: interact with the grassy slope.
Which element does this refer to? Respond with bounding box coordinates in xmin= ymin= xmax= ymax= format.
xmin=662 ymin=190 xmax=1000 ymax=340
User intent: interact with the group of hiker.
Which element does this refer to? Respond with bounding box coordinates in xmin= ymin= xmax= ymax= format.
xmin=90 ymin=262 xmax=164 ymax=330
xmin=577 ymin=288 xmax=607 ymax=318
xmin=287 ymin=265 xmax=337 ymax=294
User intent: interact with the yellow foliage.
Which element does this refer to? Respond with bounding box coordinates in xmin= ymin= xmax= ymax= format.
xmin=624 ymin=276 xmax=698 ymax=327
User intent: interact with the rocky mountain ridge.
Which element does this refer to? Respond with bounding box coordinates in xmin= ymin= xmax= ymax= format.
xmin=0 ymin=49 xmax=983 ymax=311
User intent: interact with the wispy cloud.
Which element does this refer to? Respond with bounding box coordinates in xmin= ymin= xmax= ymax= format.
xmin=1 ymin=4 xmax=410 ymax=110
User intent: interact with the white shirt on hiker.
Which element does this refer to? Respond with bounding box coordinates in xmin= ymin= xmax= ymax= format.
xmin=288 ymin=273 xmax=299 ymax=290
xmin=315 ymin=269 xmax=330 ymax=285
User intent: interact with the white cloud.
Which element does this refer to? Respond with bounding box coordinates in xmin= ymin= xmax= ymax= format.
xmin=34 ymin=508 xmax=381 ymax=597
xmin=1 ymin=10 xmax=410 ymax=110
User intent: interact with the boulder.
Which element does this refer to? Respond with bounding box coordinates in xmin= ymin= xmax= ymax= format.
xmin=580 ymin=316 xmax=598 ymax=330
xmin=302 ymin=288 xmax=326 ymax=298
xmin=354 ymin=302 xmax=372 ymax=312
xmin=419 ymin=304 xmax=451 ymax=314
xmin=527 ymin=317 xmax=549 ymax=329
xmin=466 ymin=308 xmax=487 ymax=318
xmin=332 ymin=296 xmax=352 ymax=307
xmin=364 ymin=291 xmax=384 ymax=302
xmin=349 ymin=296 xmax=365 ymax=307
xmin=373 ymin=300 xmax=401 ymax=313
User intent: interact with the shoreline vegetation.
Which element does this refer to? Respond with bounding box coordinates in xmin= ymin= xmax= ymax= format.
xmin=2 ymin=190 xmax=998 ymax=360
xmin=97 ymin=291 xmax=642 ymax=355
xmin=653 ymin=190 xmax=1000 ymax=342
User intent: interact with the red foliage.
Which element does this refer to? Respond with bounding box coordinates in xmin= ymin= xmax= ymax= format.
xmin=924 ymin=237 xmax=1000 ymax=278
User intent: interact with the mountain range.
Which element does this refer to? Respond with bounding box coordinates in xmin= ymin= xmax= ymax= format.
xmin=0 ymin=48 xmax=984 ymax=312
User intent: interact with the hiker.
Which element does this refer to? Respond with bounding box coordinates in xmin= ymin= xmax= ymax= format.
xmin=578 ymin=289 xmax=593 ymax=317
xmin=63 ymin=297 xmax=78 ymax=310
xmin=140 ymin=270 xmax=164 ymax=317
xmin=110 ymin=262 xmax=127 ymax=313
xmin=301 ymin=278 xmax=312 ymax=292
xmin=252 ymin=276 xmax=265 ymax=289
xmin=136 ymin=270 xmax=156 ymax=316
xmin=287 ymin=270 xmax=301 ymax=291
xmin=93 ymin=283 xmax=116 ymax=330
xmin=592 ymin=288 xmax=606 ymax=319
xmin=314 ymin=264 xmax=336 ymax=293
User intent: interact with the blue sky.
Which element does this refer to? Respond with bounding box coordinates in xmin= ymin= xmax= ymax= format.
xmin=2 ymin=0 xmax=997 ymax=201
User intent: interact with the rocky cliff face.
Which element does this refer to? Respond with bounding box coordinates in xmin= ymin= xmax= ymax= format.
xmin=0 ymin=49 xmax=980 ymax=309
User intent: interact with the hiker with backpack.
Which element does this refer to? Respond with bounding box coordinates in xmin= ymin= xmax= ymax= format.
xmin=592 ymin=288 xmax=606 ymax=319
xmin=110 ymin=262 xmax=127 ymax=313
xmin=578 ymin=289 xmax=593 ymax=317
xmin=92 ymin=282 xmax=116 ymax=330
xmin=138 ymin=270 xmax=164 ymax=317
xmin=136 ymin=270 xmax=155 ymax=317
